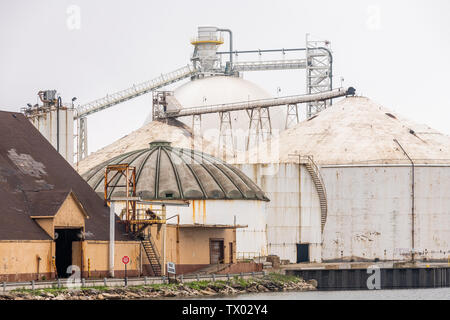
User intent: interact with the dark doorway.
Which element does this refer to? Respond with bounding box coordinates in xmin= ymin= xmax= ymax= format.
xmin=229 ymin=242 xmax=233 ymax=264
xmin=210 ymin=239 xmax=224 ymax=264
xmin=296 ymin=244 xmax=309 ymax=263
xmin=55 ymin=229 xmax=80 ymax=278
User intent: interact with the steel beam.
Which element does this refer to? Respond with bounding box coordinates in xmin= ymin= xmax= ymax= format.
xmin=162 ymin=88 xmax=350 ymax=119
xmin=218 ymin=111 xmax=236 ymax=160
xmin=285 ymin=104 xmax=299 ymax=129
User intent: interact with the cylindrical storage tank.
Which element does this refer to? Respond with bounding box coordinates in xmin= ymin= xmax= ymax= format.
xmin=191 ymin=26 xmax=222 ymax=71
xmin=26 ymin=106 xmax=74 ymax=165
xmin=234 ymin=96 xmax=450 ymax=263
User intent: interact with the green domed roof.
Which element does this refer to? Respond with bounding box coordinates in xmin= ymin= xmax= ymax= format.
xmin=82 ymin=141 xmax=268 ymax=201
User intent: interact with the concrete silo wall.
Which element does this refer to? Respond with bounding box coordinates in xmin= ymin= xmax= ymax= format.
xmin=412 ymin=166 xmax=450 ymax=261
xmin=237 ymin=163 xmax=322 ymax=263
xmin=235 ymin=163 xmax=450 ymax=263
xmin=321 ymin=165 xmax=450 ymax=262
xmin=28 ymin=108 xmax=74 ymax=165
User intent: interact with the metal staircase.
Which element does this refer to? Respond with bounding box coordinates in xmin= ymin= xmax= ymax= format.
xmin=141 ymin=233 xmax=162 ymax=276
xmin=298 ymin=155 xmax=328 ymax=233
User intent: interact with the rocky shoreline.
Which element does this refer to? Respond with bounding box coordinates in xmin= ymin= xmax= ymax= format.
xmin=0 ymin=274 xmax=317 ymax=300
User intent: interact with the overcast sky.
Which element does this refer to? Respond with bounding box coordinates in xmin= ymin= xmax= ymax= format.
xmin=1 ymin=0 xmax=449 ymax=154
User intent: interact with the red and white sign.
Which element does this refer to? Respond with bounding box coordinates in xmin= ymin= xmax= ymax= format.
xmin=122 ymin=256 xmax=130 ymax=265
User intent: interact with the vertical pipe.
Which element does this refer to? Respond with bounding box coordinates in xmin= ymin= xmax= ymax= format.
xmin=109 ymin=201 xmax=115 ymax=277
xmin=80 ymin=237 xmax=84 ymax=279
xmin=162 ymin=204 xmax=167 ymax=276
xmin=176 ymin=215 xmax=180 ymax=243
xmin=36 ymin=255 xmax=41 ymax=281
xmin=57 ymin=97 xmax=61 ymax=152
xmin=298 ymin=157 xmax=302 ymax=252
xmin=139 ymin=243 xmax=142 ymax=277
xmin=217 ymin=28 xmax=233 ymax=74
xmin=393 ymin=139 xmax=415 ymax=263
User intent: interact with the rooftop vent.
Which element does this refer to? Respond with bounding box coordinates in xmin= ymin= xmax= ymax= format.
xmin=385 ymin=113 xmax=397 ymax=119
xmin=149 ymin=140 xmax=171 ymax=148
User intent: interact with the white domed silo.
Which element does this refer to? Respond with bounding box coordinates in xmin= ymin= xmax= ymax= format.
xmin=144 ymin=26 xmax=291 ymax=152
xmin=82 ymin=140 xmax=270 ymax=259
xmin=233 ymin=96 xmax=450 ymax=263
xmin=144 ymin=76 xmax=273 ymax=142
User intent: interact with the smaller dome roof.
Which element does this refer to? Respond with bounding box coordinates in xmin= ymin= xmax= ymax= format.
xmin=83 ymin=141 xmax=269 ymax=202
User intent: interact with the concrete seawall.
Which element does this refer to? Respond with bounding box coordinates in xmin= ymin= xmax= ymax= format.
xmin=286 ymin=267 xmax=450 ymax=290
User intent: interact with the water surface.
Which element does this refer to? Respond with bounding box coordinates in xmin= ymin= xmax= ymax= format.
xmin=184 ymin=288 xmax=450 ymax=300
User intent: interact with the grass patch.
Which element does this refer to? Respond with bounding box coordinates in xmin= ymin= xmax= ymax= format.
xmin=12 ymin=285 xmax=110 ymax=295
xmin=264 ymin=273 xmax=302 ymax=284
xmin=185 ymin=280 xmax=210 ymax=291
xmin=9 ymin=274 xmax=304 ymax=297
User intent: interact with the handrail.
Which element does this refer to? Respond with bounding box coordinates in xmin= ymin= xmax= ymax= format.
xmin=0 ymin=272 xmax=267 ymax=292
xmin=290 ymin=154 xmax=328 ymax=233
xmin=143 ymin=233 xmax=161 ymax=269
xmin=232 ymin=59 xmax=307 ymax=71
xmin=75 ymin=64 xmax=198 ymax=119
xmin=297 ymin=155 xmax=327 ymax=196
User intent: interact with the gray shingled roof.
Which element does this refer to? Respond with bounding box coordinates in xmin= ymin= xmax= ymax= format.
xmin=0 ymin=111 xmax=131 ymax=241
xmin=83 ymin=141 xmax=269 ymax=202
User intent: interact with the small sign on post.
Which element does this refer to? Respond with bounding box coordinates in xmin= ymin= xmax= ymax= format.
xmin=122 ymin=256 xmax=130 ymax=286
xmin=167 ymin=262 xmax=176 ymax=274
xmin=167 ymin=262 xmax=176 ymax=282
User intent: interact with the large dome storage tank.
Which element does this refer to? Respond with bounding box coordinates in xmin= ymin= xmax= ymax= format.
xmin=233 ymin=96 xmax=450 ymax=263
xmin=83 ymin=140 xmax=270 ymax=260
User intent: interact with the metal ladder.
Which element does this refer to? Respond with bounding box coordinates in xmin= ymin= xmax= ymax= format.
xmin=300 ymin=156 xmax=328 ymax=233
xmin=141 ymin=233 xmax=162 ymax=276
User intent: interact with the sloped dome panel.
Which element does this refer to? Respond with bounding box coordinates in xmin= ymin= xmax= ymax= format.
xmin=135 ymin=149 xmax=158 ymax=199
xmin=177 ymin=151 xmax=225 ymax=199
xmin=240 ymin=96 xmax=450 ymax=165
xmin=157 ymin=148 xmax=181 ymax=199
xmin=82 ymin=141 xmax=269 ymax=202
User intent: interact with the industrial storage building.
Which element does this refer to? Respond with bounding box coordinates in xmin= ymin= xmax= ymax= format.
xmin=0 ymin=111 xmax=141 ymax=282
xmin=0 ymin=111 xmax=260 ymax=280
xmin=77 ymin=93 xmax=450 ymax=265
xmin=234 ymin=96 xmax=450 ymax=263
xmin=83 ymin=140 xmax=270 ymax=270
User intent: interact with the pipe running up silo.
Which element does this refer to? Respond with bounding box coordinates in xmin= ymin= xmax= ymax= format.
xmin=57 ymin=96 xmax=61 ymax=152
xmin=217 ymin=28 xmax=233 ymax=73
xmin=109 ymin=201 xmax=115 ymax=277
xmin=393 ymin=139 xmax=415 ymax=263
